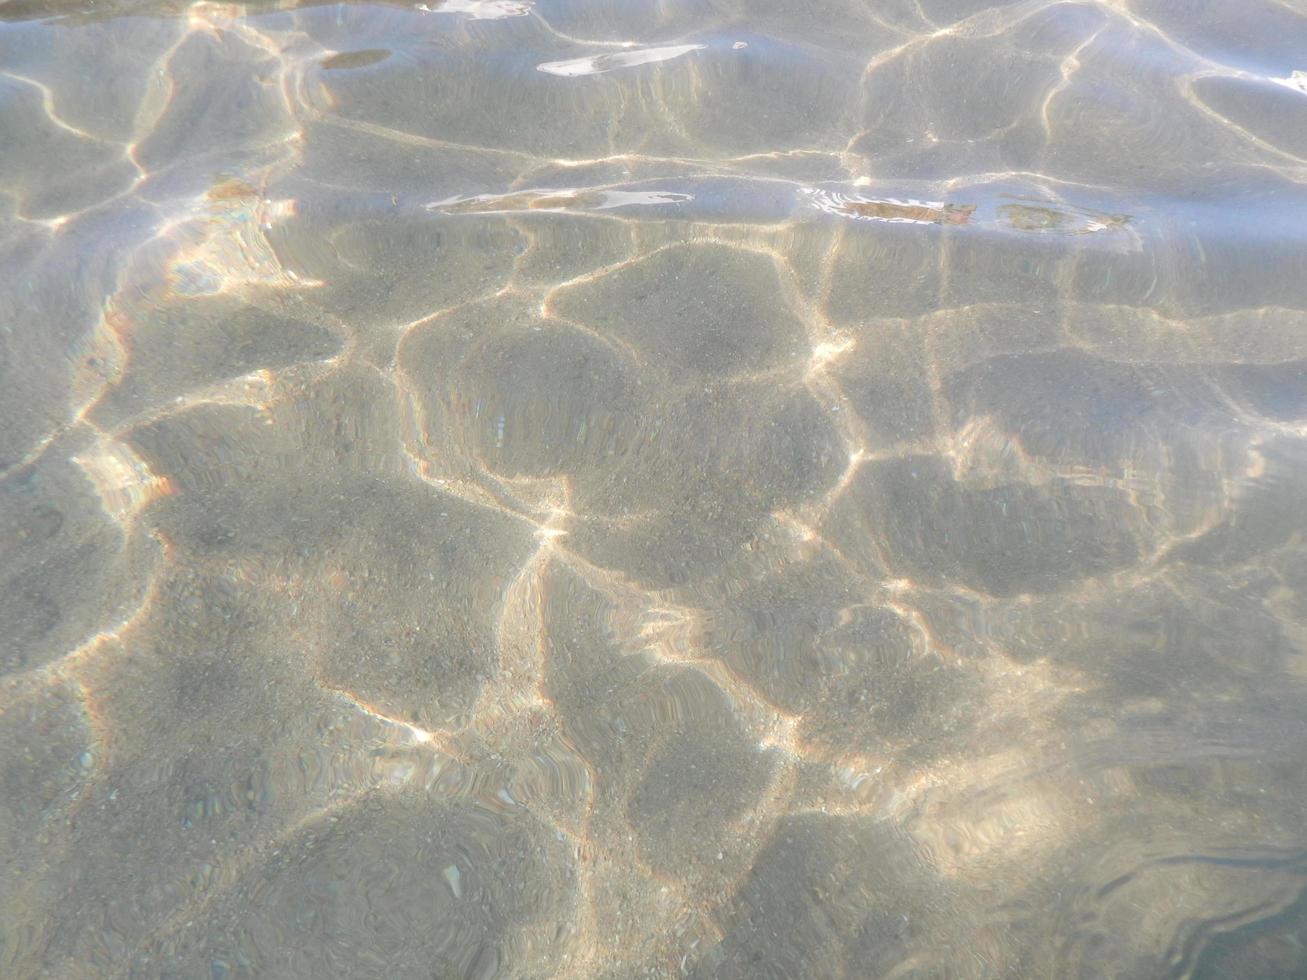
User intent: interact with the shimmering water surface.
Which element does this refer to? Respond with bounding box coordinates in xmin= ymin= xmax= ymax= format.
xmin=3 ymin=0 xmax=1307 ymax=976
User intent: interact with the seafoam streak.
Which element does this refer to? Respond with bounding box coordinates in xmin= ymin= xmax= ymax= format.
xmin=538 ymin=44 xmax=706 ymax=77
xmin=1271 ymin=70 xmax=1307 ymax=96
xmin=416 ymin=0 xmax=533 ymax=18
xmin=425 ymin=186 xmax=692 ymax=214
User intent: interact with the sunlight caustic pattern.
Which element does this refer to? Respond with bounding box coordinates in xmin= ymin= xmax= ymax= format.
xmin=2 ymin=0 xmax=1307 ymax=976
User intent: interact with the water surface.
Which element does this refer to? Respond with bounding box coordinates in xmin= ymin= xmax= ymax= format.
xmin=3 ymin=0 xmax=1307 ymax=976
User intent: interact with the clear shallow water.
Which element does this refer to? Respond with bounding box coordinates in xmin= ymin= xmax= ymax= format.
xmin=3 ymin=0 xmax=1307 ymax=976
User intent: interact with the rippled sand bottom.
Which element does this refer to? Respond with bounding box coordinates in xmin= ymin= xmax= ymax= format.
xmin=4 ymin=0 xmax=1307 ymax=976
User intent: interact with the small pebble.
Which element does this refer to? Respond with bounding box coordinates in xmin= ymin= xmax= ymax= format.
xmin=443 ymin=863 xmax=463 ymax=899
